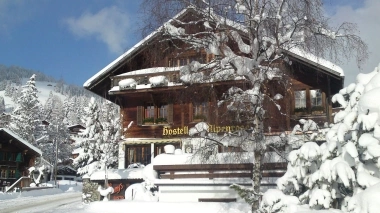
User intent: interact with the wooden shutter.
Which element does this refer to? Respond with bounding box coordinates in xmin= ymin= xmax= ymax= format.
xmin=167 ymin=103 xmax=173 ymax=124
xmin=137 ymin=106 xmax=143 ymax=125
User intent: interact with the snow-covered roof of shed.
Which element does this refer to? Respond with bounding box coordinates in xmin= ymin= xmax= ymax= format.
xmin=0 ymin=128 xmax=42 ymax=156
xmin=84 ymin=7 xmax=343 ymax=89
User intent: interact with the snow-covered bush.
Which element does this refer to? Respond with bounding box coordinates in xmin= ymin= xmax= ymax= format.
xmin=267 ymin=64 xmax=380 ymax=212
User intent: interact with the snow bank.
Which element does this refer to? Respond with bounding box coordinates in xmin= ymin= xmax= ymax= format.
xmin=86 ymin=200 xmax=251 ymax=213
xmin=0 ymin=180 xmax=82 ymax=200
xmin=347 ymin=182 xmax=380 ymax=213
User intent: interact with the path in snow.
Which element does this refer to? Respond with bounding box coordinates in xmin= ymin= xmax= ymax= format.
xmin=0 ymin=192 xmax=83 ymax=213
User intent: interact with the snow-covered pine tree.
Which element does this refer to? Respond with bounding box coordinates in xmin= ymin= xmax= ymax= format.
xmin=141 ymin=0 xmax=368 ymax=210
xmin=0 ymin=96 xmax=5 ymax=113
xmin=73 ymin=97 xmax=121 ymax=176
xmin=36 ymin=92 xmax=72 ymax=166
xmin=8 ymin=74 xmax=41 ymax=146
xmin=99 ymin=100 xmax=121 ymax=170
xmin=265 ymin=64 xmax=380 ymax=212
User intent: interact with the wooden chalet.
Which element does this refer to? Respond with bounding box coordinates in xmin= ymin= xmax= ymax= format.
xmin=0 ymin=128 xmax=42 ymax=192
xmin=83 ymin=8 xmax=344 ymax=201
xmin=84 ymin=8 xmax=343 ymax=169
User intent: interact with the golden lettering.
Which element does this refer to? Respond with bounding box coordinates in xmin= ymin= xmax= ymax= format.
xmin=184 ymin=126 xmax=188 ymax=135
xmin=162 ymin=124 xmax=248 ymax=136
xmin=163 ymin=127 xmax=168 ymax=135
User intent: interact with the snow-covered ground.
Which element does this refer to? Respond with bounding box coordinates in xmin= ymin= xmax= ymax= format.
xmin=0 ymin=180 xmax=251 ymax=213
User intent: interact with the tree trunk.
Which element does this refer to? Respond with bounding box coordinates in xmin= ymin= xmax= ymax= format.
xmin=252 ymin=150 xmax=262 ymax=212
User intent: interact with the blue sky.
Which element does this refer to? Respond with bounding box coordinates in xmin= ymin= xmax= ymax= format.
xmin=0 ymin=0 xmax=379 ymax=86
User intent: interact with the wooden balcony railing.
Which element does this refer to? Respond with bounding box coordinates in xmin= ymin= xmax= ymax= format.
xmin=153 ymin=162 xmax=287 ymax=180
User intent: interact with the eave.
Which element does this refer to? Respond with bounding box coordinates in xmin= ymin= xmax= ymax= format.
xmin=0 ymin=128 xmax=42 ymax=156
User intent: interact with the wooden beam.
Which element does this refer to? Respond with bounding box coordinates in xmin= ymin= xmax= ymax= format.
xmin=160 ymin=172 xmax=252 ymax=179
xmin=154 ymin=163 xmax=253 ymax=171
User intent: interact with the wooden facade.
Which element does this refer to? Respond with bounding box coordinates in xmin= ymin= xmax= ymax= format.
xmin=0 ymin=128 xmax=42 ymax=191
xmin=84 ymin=9 xmax=344 ymax=170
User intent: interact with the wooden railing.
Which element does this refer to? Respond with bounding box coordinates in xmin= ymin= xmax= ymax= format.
xmin=153 ymin=162 xmax=287 ymax=180
xmin=5 ymin=176 xmax=30 ymax=192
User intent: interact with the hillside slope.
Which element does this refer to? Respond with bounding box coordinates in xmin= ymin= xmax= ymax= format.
xmin=0 ymin=80 xmax=68 ymax=113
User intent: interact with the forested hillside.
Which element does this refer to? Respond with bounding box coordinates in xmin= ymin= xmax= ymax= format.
xmin=0 ymin=65 xmax=120 ymax=168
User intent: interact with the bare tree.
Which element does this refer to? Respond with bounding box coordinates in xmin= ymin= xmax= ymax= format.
xmin=139 ymin=0 xmax=368 ymax=211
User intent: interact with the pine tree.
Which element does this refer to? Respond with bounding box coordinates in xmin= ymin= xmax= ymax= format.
xmin=0 ymin=96 xmax=5 ymax=113
xmin=8 ymin=74 xmax=41 ymax=145
xmin=73 ymin=97 xmax=121 ymax=176
xmin=265 ymin=64 xmax=380 ymax=212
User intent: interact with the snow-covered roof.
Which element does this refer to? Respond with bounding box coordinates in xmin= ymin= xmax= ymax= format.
xmin=83 ymin=8 xmax=192 ymax=89
xmin=90 ymin=168 xmax=144 ymax=180
xmin=116 ymin=67 xmax=180 ymax=77
xmin=84 ymin=7 xmax=343 ymax=90
xmin=284 ymin=48 xmax=344 ymax=77
xmin=0 ymin=128 xmax=42 ymax=156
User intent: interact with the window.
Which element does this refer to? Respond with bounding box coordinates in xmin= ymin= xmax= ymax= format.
xmin=8 ymin=169 xmax=15 ymax=178
xmin=311 ymin=89 xmax=322 ymax=107
xmin=294 ymin=89 xmax=325 ymax=115
xmin=9 ymin=153 xmax=15 ymax=161
xmin=193 ymin=102 xmax=208 ymax=121
xmin=137 ymin=103 xmax=173 ymax=125
xmin=0 ymin=152 xmax=9 ymax=161
xmin=294 ymin=90 xmax=306 ymax=109
xmin=179 ymin=58 xmax=187 ymax=66
xmin=158 ymin=104 xmax=168 ymax=119
xmin=125 ymin=145 xmax=151 ymax=166
xmin=0 ymin=168 xmax=6 ymax=178
xmin=145 ymin=104 xmax=155 ymax=120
